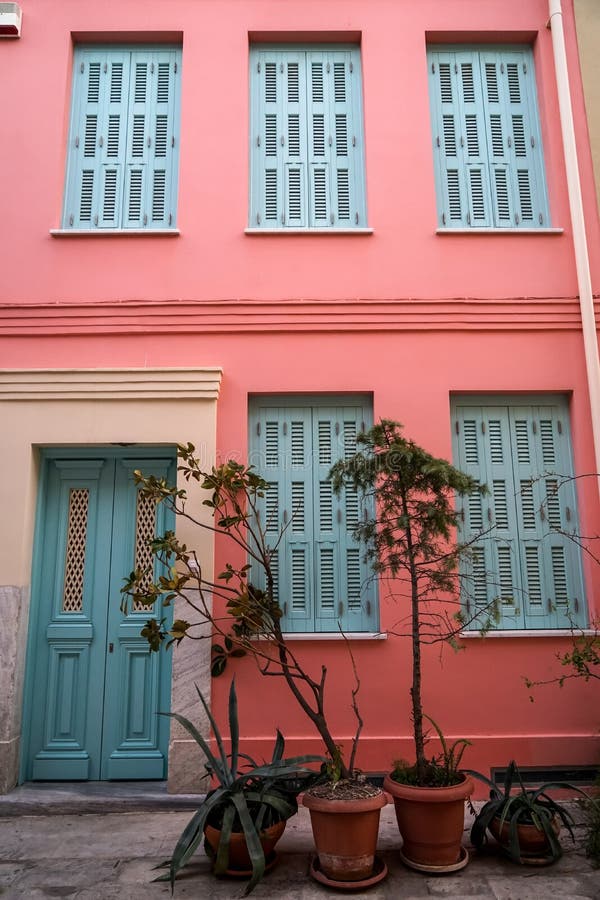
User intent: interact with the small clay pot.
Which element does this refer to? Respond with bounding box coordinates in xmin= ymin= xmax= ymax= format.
xmin=489 ymin=813 xmax=561 ymax=863
xmin=204 ymin=819 xmax=286 ymax=872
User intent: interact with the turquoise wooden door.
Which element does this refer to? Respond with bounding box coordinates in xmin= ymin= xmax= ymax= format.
xmin=23 ymin=449 xmax=175 ymax=781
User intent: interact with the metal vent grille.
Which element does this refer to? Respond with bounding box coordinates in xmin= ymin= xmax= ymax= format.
xmin=62 ymin=489 xmax=89 ymax=613
xmin=133 ymin=490 xmax=157 ymax=611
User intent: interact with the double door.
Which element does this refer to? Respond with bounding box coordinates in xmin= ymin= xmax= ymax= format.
xmin=23 ymin=449 xmax=175 ymax=781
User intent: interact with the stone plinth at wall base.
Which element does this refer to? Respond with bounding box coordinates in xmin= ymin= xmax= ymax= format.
xmin=167 ymin=740 xmax=211 ymax=794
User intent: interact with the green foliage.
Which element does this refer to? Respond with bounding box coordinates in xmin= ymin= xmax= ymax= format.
xmin=583 ymin=777 xmax=600 ymax=867
xmin=466 ymin=760 xmax=589 ymax=864
xmin=390 ymin=715 xmax=471 ymax=787
xmin=157 ymin=679 xmax=325 ymax=895
xmin=330 ymin=420 xmax=486 ymax=783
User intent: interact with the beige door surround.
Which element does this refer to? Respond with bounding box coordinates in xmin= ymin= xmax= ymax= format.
xmin=0 ymin=368 xmax=222 ymax=794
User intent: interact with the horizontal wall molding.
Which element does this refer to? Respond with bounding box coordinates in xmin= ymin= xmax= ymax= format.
xmin=0 ymin=368 xmax=223 ymax=400
xmin=0 ymin=298 xmax=596 ymax=336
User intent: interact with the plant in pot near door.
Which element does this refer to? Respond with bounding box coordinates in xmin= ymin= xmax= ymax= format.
xmin=156 ymin=677 xmax=325 ymax=895
xmin=330 ymin=420 xmax=491 ymax=873
xmin=122 ymin=450 xmax=387 ymax=890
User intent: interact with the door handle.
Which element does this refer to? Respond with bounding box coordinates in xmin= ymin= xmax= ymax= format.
xmin=109 ymin=643 xmax=114 ymax=653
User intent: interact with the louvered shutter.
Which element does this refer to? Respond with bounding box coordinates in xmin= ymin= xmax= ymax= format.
xmin=64 ymin=47 xmax=180 ymax=230
xmin=454 ymin=399 xmax=586 ymax=631
xmin=428 ymin=47 xmax=549 ymax=229
xmin=250 ymin=46 xmax=366 ymax=229
xmin=455 ymin=405 xmax=522 ymax=629
xmin=312 ymin=405 xmax=376 ymax=632
xmin=508 ymin=405 xmax=585 ymax=628
xmin=64 ymin=50 xmax=130 ymax=229
xmin=481 ymin=51 xmax=548 ymax=228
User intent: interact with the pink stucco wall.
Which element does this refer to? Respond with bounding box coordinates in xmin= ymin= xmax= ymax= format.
xmin=2 ymin=0 xmax=599 ymax=787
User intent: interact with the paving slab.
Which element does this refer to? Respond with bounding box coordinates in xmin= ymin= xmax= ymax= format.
xmin=0 ymin=793 xmax=598 ymax=899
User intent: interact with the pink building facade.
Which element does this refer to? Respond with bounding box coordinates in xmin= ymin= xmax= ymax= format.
xmin=1 ymin=0 xmax=599 ymax=793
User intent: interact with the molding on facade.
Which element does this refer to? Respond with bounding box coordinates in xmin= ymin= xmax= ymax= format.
xmin=0 ymin=368 xmax=223 ymax=400
xmin=0 ymin=298 xmax=596 ymax=336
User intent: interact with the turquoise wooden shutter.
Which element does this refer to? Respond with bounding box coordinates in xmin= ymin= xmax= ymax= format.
xmin=508 ymin=404 xmax=585 ymax=628
xmin=454 ymin=405 xmax=523 ymax=629
xmin=312 ymin=405 xmax=376 ymax=632
xmin=64 ymin=50 xmax=130 ymax=229
xmin=481 ymin=50 xmax=549 ymax=228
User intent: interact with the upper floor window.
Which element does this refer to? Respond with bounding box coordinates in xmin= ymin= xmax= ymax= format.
xmin=62 ymin=46 xmax=181 ymax=231
xmin=427 ymin=47 xmax=550 ymax=229
xmin=249 ymin=396 xmax=377 ymax=633
xmin=249 ymin=46 xmax=367 ymax=230
xmin=452 ymin=396 xmax=586 ymax=630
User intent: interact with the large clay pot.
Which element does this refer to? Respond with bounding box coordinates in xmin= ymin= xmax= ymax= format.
xmin=204 ymin=819 xmax=286 ymax=872
xmin=303 ymin=789 xmax=387 ymax=882
xmin=383 ymin=773 xmax=474 ymax=870
xmin=489 ymin=813 xmax=561 ymax=863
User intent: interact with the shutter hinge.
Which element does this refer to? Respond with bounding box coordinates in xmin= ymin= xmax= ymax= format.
xmin=151 ymin=62 xmax=154 ymax=74
xmin=80 ymin=62 xmax=84 ymax=74
xmin=436 ymin=135 xmax=440 ymax=147
xmin=147 ymin=135 xmax=151 ymax=147
xmin=574 ymin=597 xmax=579 ymax=612
xmin=442 ymin=212 xmax=446 ymax=225
xmin=283 ymin=421 xmax=287 ymax=435
xmin=532 ymin=420 xmax=537 ymax=434
xmin=547 ymin=597 xmax=552 ymax=613
xmin=481 ymin=421 xmax=486 ymax=433
xmin=256 ymin=422 xmax=261 ymax=436
xmin=338 ymin=601 xmax=344 ymax=616
xmin=174 ymin=61 xmax=178 ymax=73
xmin=280 ymin=62 xmax=284 ymax=73
xmin=335 ymin=422 xmax=340 ymax=434
xmin=501 ymin=62 xmax=505 ymax=74
xmin=143 ymin=213 xmax=148 ymax=225
xmin=455 ymin=420 xmax=459 ymax=434
xmin=94 ymin=214 xmax=98 ymax=225
xmin=366 ymin=600 xmax=371 ymax=615
xmin=557 ymin=420 xmax=563 ymax=434
xmin=467 ymin=212 xmax=471 ymax=225
xmin=566 ymin=506 xmax=571 ymax=522
xmin=352 ymin=135 xmax=356 ymax=147
xmin=69 ymin=214 xmax=74 ymax=226
xmin=355 ymin=211 xmax=359 ymax=224
xmin=523 ymin=62 xmax=528 ymax=74
xmin=431 ymin=62 xmax=435 ymax=74
xmin=454 ymin=63 xmax=458 ymax=74
xmin=281 ymin=212 xmax=285 ymax=224
xmin=283 ymin=601 xmax=287 ymax=615
xmin=508 ymin=135 xmax=512 ymax=148
xmin=337 ymin=509 xmax=342 ymax=524
xmin=487 ymin=508 xmax=492 ymax=523
xmin=515 ymin=212 xmax=520 ymax=225
xmin=281 ymin=135 xmax=284 ymax=146
xmin=99 ymin=135 xmax=103 ymax=148
xmin=531 ymin=135 xmax=536 ymax=148
xmin=460 ymin=507 xmax=465 ymax=521
xmin=329 ymin=135 xmax=332 ymax=147
xmin=172 ymin=136 xmax=175 ymax=148
xmin=539 ymin=213 xmax=543 ymax=225
xmin=330 ymin=212 xmax=335 ymax=224
xmin=283 ymin=509 xmax=288 ymax=524
xmin=257 ymin=135 xmax=260 ymax=147
xmin=75 ymin=136 xmax=79 ymax=148
xmin=103 ymin=63 xmax=107 ymax=74
xmin=361 ymin=421 xmax=365 ymax=432
xmin=169 ymin=213 xmax=172 ymax=225
xmin=327 ymin=62 xmax=330 ymax=73
xmin=539 ymin=504 xmax=545 ymax=521
xmin=350 ymin=60 xmax=353 ymax=73
xmin=257 ymin=61 xmax=261 ymax=73
xmin=257 ymin=212 xmax=261 ymax=225
xmin=460 ymin=135 xmax=464 ymax=148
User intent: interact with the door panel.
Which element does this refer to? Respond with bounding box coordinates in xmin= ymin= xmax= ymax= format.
xmin=25 ymin=449 xmax=175 ymax=781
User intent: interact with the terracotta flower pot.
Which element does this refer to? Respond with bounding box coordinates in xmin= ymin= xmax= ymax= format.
xmin=489 ymin=813 xmax=561 ymax=863
xmin=383 ymin=773 xmax=474 ymax=870
xmin=303 ymin=789 xmax=387 ymax=882
xmin=204 ymin=819 xmax=286 ymax=872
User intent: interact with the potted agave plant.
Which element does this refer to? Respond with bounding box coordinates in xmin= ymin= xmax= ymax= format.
xmin=467 ymin=760 xmax=589 ymax=866
xmin=156 ymin=678 xmax=325 ymax=894
xmin=122 ymin=449 xmax=387 ymax=890
xmin=330 ymin=420 xmax=491 ymax=872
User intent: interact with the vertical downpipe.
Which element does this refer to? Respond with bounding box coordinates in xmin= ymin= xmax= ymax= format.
xmin=548 ymin=0 xmax=600 ymax=493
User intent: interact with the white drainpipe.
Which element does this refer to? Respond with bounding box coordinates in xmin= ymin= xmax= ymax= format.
xmin=548 ymin=0 xmax=600 ymax=486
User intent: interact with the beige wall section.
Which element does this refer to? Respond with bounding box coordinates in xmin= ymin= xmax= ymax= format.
xmin=574 ymin=0 xmax=600 ymax=213
xmin=0 ymin=368 xmax=222 ymax=794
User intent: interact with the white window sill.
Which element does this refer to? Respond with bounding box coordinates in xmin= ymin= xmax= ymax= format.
xmin=50 ymin=229 xmax=180 ymax=237
xmin=251 ymin=631 xmax=387 ymax=641
xmin=436 ymin=228 xmax=563 ymax=235
xmin=460 ymin=629 xmax=594 ymax=638
xmin=245 ymin=227 xmax=373 ymax=235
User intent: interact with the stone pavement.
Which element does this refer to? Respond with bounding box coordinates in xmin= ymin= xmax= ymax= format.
xmin=0 ymin=784 xmax=599 ymax=899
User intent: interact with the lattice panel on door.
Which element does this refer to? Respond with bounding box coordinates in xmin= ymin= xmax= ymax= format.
xmin=62 ymin=489 xmax=89 ymax=613
xmin=133 ymin=490 xmax=157 ymax=611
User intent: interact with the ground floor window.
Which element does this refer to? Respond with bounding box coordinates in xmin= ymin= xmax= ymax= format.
xmin=452 ymin=395 xmax=586 ymax=630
